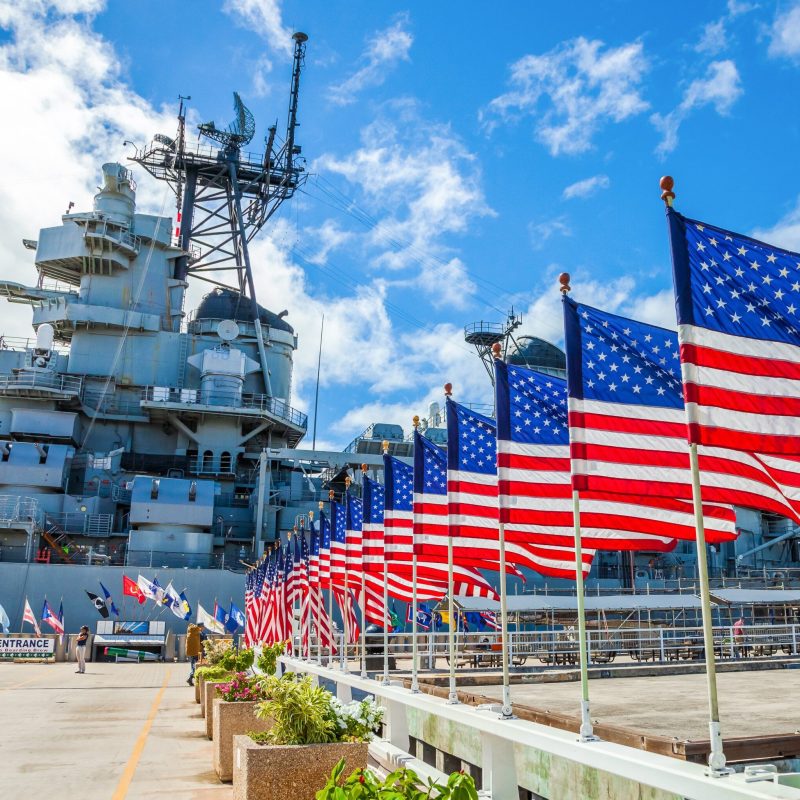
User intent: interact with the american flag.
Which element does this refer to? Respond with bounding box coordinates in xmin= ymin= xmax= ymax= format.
xmin=345 ymin=492 xmax=388 ymax=626
xmin=668 ymin=208 xmax=800 ymax=455
xmin=365 ymin=471 xmax=465 ymax=601
xmin=299 ymin=532 xmax=312 ymax=655
xmin=385 ymin=444 xmax=498 ymax=598
xmin=443 ymin=397 xmax=595 ymax=578
xmin=317 ymin=511 xmax=332 ymax=590
xmin=497 ymin=356 xmax=727 ymax=549
xmin=329 ymin=499 xmax=347 ymax=587
xmin=244 ymin=567 xmax=258 ymax=646
xmin=333 ymin=587 xmax=360 ymax=644
xmin=564 ymin=296 xmax=800 ymax=529
xmin=309 ymin=527 xmax=336 ymax=653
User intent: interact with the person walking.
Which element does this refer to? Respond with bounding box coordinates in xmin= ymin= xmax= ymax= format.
xmin=186 ymin=621 xmax=206 ymax=685
xmin=76 ymin=625 xmax=89 ymax=674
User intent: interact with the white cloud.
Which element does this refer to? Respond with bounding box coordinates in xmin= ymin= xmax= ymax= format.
xmin=751 ymin=197 xmax=800 ymax=251
xmin=696 ymin=19 xmax=728 ymax=55
xmin=483 ymin=37 xmax=649 ymax=156
xmin=328 ymin=14 xmax=413 ymax=106
xmin=222 ymin=0 xmax=293 ymax=57
xmin=562 ymin=174 xmax=610 ymax=200
xmin=0 ymin=2 xmax=177 ymax=338
xmin=768 ymin=3 xmax=800 ymax=60
xmin=315 ymin=101 xmax=492 ymax=308
xmin=528 ymin=217 xmax=571 ymax=249
xmin=651 ymin=60 xmax=742 ymax=155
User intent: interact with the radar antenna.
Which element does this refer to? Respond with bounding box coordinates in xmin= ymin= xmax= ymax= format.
xmin=128 ymin=32 xmax=309 ymax=396
xmin=198 ymin=92 xmax=256 ymax=149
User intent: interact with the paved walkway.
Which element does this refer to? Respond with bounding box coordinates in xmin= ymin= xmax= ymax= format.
xmin=0 ymin=662 xmax=231 ymax=800
xmin=479 ymin=668 xmax=800 ymax=739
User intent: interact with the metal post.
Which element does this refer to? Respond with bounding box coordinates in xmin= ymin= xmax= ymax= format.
xmin=792 ymin=624 xmax=798 ymax=656
xmin=411 ymin=552 xmax=420 ymax=692
xmin=571 ymin=490 xmax=595 ymax=741
xmin=254 ymin=450 xmax=268 ymax=558
xmin=659 ymin=628 xmax=665 ymax=663
xmin=688 ymin=443 xmax=730 ymax=776
xmin=328 ymin=587 xmax=334 ymax=668
xmin=498 ymin=521 xmax=513 ymax=717
xmin=446 ymin=532 xmax=458 ymax=703
xmin=339 ymin=630 xmax=345 ymax=671
xmin=360 ymin=571 xmax=367 ymax=678
xmin=382 ymin=564 xmax=390 ymax=685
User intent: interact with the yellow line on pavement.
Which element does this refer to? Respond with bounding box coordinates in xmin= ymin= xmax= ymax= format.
xmin=111 ymin=668 xmax=171 ymax=800
xmin=0 ymin=673 xmax=47 ymax=693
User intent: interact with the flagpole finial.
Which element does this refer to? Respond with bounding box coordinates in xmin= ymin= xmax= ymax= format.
xmin=444 ymin=382 xmax=452 ymax=397
xmin=412 ymin=415 xmax=419 ymax=429
xmin=345 ymin=475 xmax=352 ymax=489
xmin=382 ymin=439 xmax=389 ymax=454
xmin=660 ymin=175 xmax=675 ymax=207
xmin=361 ymin=462 xmax=368 ymax=474
xmin=319 ymin=500 xmax=324 ymax=510
xmin=559 ymin=272 xmax=571 ymax=294
xmin=328 ymin=489 xmax=334 ymax=501
xmin=491 ymin=342 xmax=502 ymax=360
xmin=309 ymin=510 xmax=314 ymax=521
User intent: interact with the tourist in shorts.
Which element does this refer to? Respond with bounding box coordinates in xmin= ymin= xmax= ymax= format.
xmin=76 ymin=625 xmax=89 ymax=673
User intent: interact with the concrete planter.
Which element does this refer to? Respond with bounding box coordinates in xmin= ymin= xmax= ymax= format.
xmin=195 ymin=674 xmax=202 ymax=704
xmin=232 ymin=737 xmax=368 ymax=800
xmin=213 ymin=700 xmax=273 ymax=782
xmin=203 ymin=681 xmax=228 ymax=731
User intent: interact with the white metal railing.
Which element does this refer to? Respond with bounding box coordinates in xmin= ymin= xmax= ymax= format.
xmin=0 ymin=372 xmax=82 ymax=394
xmin=297 ymin=626 xmax=800 ymax=672
xmin=282 ymin=656 xmax=800 ymax=799
xmin=0 ymin=496 xmax=43 ymax=528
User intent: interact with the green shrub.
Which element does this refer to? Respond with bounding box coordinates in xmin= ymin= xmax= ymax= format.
xmin=202 ymin=638 xmax=233 ymax=665
xmin=316 ymin=759 xmax=479 ymax=799
xmin=216 ymin=672 xmax=270 ymax=702
xmin=219 ymin=647 xmax=255 ymax=672
xmin=194 ymin=665 xmax=232 ymax=683
xmin=256 ymin=640 xmax=287 ymax=675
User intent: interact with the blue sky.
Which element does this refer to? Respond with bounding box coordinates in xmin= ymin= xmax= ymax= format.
xmin=2 ymin=0 xmax=800 ymax=449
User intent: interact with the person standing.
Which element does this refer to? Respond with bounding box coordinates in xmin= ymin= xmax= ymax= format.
xmin=186 ymin=621 xmax=206 ymax=685
xmin=76 ymin=625 xmax=89 ymax=674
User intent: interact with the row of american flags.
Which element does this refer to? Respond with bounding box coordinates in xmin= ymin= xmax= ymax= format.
xmin=244 ymin=197 xmax=800 ymax=653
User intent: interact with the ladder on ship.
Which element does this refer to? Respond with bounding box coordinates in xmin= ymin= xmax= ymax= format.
xmin=39 ymin=515 xmax=80 ymax=564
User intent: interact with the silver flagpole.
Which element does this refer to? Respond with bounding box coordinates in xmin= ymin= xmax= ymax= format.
xmin=358 ymin=467 xmax=368 ymax=679
xmin=342 ymin=481 xmax=351 ymax=673
xmin=310 ymin=511 xmax=322 ymax=665
xmin=444 ymin=384 xmax=458 ymax=704
xmin=559 ymin=275 xmax=595 ymax=741
xmin=491 ymin=344 xmax=513 ymax=719
xmin=411 ymin=417 xmax=421 ymax=693
xmin=661 ymin=177 xmax=729 ymax=776
xmin=380 ymin=444 xmax=391 ymax=686
xmin=324 ymin=494 xmax=335 ymax=668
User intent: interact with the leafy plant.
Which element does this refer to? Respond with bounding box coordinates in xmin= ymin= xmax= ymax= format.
xmin=219 ymin=647 xmax=255 ymax=672
xmin=257 ymin=640 xmax=287 ymax=675
xmin=316 ymin=759 xmax=479 ymax=800
xmin=194 ymin=665 xmax=233 ymax=683
xmin=216 ymin=672 xmax=270 ymax=702
xmin=202 ymin=638 xmax=233 ymax=665
xmin=254 ymin=674 xmax=338 ymax=745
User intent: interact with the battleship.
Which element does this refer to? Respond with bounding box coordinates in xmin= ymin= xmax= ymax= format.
xmin=0 ymin=31 xmax=798 ymax=635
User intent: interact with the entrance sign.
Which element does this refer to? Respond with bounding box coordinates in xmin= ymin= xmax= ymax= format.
xmin=0 ymin=638 xmax=55 ymax=658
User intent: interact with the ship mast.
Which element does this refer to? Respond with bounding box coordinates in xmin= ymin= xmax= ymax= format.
xmin=128 ymin=32 xmax=309 ymax=395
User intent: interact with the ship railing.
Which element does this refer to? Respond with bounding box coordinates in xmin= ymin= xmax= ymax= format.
xmin=291 ymin=625 xmax=800 ymax=670
xmin=123 ymin=549 xmax=250 ymax=571
xmin=83 ymin=219 xmax=140 ymax=255
xmin=43 ymin=512 xmax=113 ymax=537
xmin=0 ymin=372 xmax=82 ymax=395
xmin=140 ymin=386 xmax=308 ymax=429
xmin=0 ymin=336 xmax=70 ymax=355
xmin=0 ymin=495 xmax=43 ymax=527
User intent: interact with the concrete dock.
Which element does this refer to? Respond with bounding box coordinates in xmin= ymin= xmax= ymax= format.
xmin=0 ymin=662 xmax=232 ymax=800
xmin=478 ymin=669 xmax=800 ymax=739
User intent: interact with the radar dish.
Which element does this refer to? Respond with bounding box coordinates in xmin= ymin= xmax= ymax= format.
xmin=216 ymin=319 xmax=240 ymax=342
xmin=198 ymin=92 xmax=255 ymax=149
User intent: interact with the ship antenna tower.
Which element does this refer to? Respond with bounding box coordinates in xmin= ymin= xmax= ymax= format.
xmin=129 ymin=32 xmax=309 ymax=394
xmin=464 ymin=307 xmax=522 ymax=385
